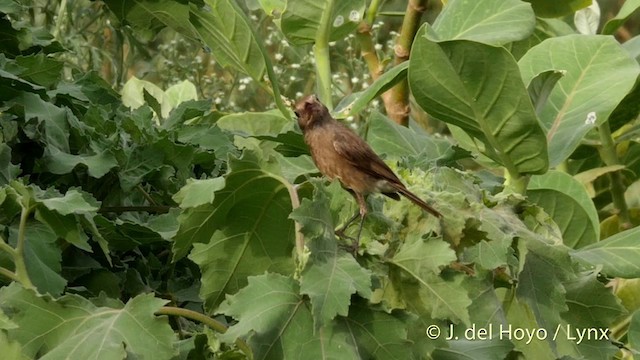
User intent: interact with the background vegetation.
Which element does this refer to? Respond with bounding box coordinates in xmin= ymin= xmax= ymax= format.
xmin=1 ymin=0 xmax=640 ymax=358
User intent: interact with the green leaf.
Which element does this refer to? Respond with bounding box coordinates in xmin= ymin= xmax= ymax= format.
xmin=218 ymin=273 xmax=302 ymax=342
xmin=392 ymin=238 xmax=470 ymax=324
xmin=432 ymin=0 xmax=535 ymax=45
xmin=0 ymin=284 xmax=176 ymax=359
xmin=41 ymin=146 xmax=118 ymax=178
xmin=291 ymin=184 xmax=372 ymax=328
xmin=182 ymin=151 xmax=295 ymax=308
xmin=14 ymin=54 xmax=63 ymax=88
xmin=216 ymin=111 xmax=293 ymax=136
xmin=563 ymin=272 xmax=626 ymax=328
xmin=172 ymin=177 xmax=225 ymax=208
xmin=9 ymin=221 xmax=66 ymax=296
xmin=0 ymin=143 xmax=20 ymax=185
xmin=519 ymin=35 xmax=640 ymax=167
xmin=433 ymin=338 xmax=514 ymax=360
xmin=571 ymin=226 xmax=640 ymax=278
xmin=338 ymin=300 xmax=413 ymax=359
xmin=35 ymin=207 xmax=90 ymax=251
xmin=333 ymin=62 xmax=408 ymax=119
xmin=523 ymin=0 xmax=591 ymax=18
xmin=280 ymin=0 xmax=365 ymax=45
xmin=393 ymin=237 xmax=456 ymax=276
xmin=630 ymin=310 xmax=640 ymax=353
xmin=602 ymin=0 xmax=640 ymax=35
xmin=103 ymin=0 xmax=197 ymax=38
xmin=14 ymin=92 xmax=70 ymax=152
xmin=409 ymin=26 xmax=548 ymax=175
xmin=39 ymin=189 xmax=100 ymax=216
xmin=516 ymin=247 xmax=568 ymax=334
xmin=526 ymin=69 xmax=565 ymax=116
xmin=190 ymin=0 xmax=268 ymax=85
xmin=528 ymin=171 xmax=599 ymax=249
xmin=300 ymin=254 xmax=372 ymax=328
xmin=366 ymin=111 xmax=451 ymax=161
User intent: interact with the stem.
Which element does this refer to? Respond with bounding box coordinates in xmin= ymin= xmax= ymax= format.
xmin=0 ymin=267 xmax=18 ymax=282
xmin=136 ymin=184 xmax=158 ymax=206
xmin=365 ymin=0 xmax=383 ymax=25
xmin=14 ymin=206 xmax=35 ymax=289
xmin=609 ymin=313 xmax=630 ymax=340
xmin=314 ymin=0 xmax=336 ymax=109
xmin=52 ymin=0 xmax=67 ymax=40
xmin=503 ymin=169 xmax=528 ymax=195
xmin=387 ymin=0 xmax=428 ymax=125
xmin=156 ymin=306 xmax=252 ymax=358
xmin=97 ymin=206 xmax=173 ymax=214
xmin=0 ymin=235 xmax=17 ymax=258
xmin=597 ymin=122 xmax=631 ymax=230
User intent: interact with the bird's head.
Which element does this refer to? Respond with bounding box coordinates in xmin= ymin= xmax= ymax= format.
xmin=294 ymin=94 xmax=330 ymax=131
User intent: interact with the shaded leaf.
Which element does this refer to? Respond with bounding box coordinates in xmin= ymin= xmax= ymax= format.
xmin=528 ymin=171 xmax=599 ymax=249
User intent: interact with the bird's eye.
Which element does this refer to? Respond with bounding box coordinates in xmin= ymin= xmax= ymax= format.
xmin=294 ymin=111 xmax=300 ymax=117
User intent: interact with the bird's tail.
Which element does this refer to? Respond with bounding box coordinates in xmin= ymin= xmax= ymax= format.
xmin=394 ymin=185 xmax=442 ymax=218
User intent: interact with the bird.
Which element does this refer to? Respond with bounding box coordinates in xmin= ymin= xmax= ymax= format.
xmin=294 ymin=95 xmax=441 ymax=250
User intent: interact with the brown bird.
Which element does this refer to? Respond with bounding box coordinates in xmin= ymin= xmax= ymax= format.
xmin=294 ymin=95 xmax=441 ymax=248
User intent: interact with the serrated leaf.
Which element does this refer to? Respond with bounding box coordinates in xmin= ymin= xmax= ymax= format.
xmin=563 ymin=272 xmax=626 ymax=328
xmin=39 ymin=189 xmax=100 ymax=215
xmin=516 ymin=248 xmax=567 ymax=333
xmin=182 ymin=151 xmax=295 ymax=308
xmin=409 ymin=25 xmax=548 ymax=175
xmin=519 ymin=35 xmax=640 ymax=167
xmin=393 ymin=237 xmax=456 ymax=276
xmin=216 ymin=111 xmax=293 ymax=136
xmin=432 ymin=0 xmax=535 ymax=45
xmin=41 ymin=146 xmax=118 ymax=178
xmin=571 ymin=226 xmax=640 ymax=278
xmin=300 ymin=254 xmax=372 ymax=329
xmin=218 ymin=273 xmax=302 ymax=341
xmin=14 ymin=54 xmax=62 ymax=88
xmin=172 ymin=177 xmax=225 ymax=208
xmin=0 ymin=284 xmax=176 ymax=359
xmin=528 ymin=171 xmax=599 ymax=249
xmin=0 ymin=143 xmax=20 ymax=185
xmin=35 ymin=207 xmax=90 ymax=251
xmin=338 ymin=299 xmax=413 ymax=359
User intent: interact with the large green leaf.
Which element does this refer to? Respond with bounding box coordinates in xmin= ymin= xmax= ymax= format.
xmin=281 ymin=0 xmax=365 ymax=45
xmin=0 ymin=284 xmax=176 ymax=359
xmin=571 ymin=226 xmax=640 ymax=278
xmin=409 ymin=25 xmax=548 ymax=175
xmin=182 ymin=151 xmax=295 ymax=308
xmin=432 ymin=0 xmax=535 ymax=45
xmin=190 ymin=0 xmax=268 ymax=85
xmin=563 ymin=272 xmax=626 ymax=329
xmin=519 ymin=35 xmax=640 ymax=167
xmin=528 ymin=171 xmax=599 ymax=249
xmin=391 ymin=236 xmax=470 ymax=324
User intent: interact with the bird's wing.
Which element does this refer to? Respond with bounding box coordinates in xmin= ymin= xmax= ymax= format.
xmin=331 ymin=125 xmax=403 ymax=186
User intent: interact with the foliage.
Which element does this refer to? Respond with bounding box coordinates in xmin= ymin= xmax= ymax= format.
xmin=1 ymin=0 xmax=640 ymax=359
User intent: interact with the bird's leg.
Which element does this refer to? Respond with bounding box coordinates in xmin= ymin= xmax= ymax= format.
xmin=335 ymin=192 xmax=368 ymax=255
